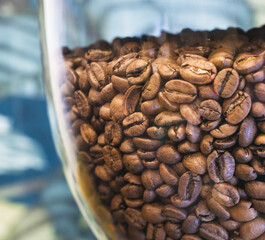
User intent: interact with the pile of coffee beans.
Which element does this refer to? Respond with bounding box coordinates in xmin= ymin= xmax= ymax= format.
xmin=61 ymin=26 xmax=265 ymax=240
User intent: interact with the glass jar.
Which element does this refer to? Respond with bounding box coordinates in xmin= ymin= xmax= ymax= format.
xmin=39 ymin=0 xmax=265 ymax=239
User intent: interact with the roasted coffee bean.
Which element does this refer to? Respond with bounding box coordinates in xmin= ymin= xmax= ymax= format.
xmin=164 ymin=80 xmax=197 ymax=103
xmin=156 ymin=144 xmax=181 ymax=164
xmin=207 ymin=150 xmax=235 ymax=183
xmin=87 ymin=62 xmax=108 ymax=90
xmin=233 ymin=52 xmax=264 ymax=74
xmin=254 ymin=83 xmax=265 ymax=102
xmin=143 ymin=189 xmax=157 ymax=203
xmin=245 ymin=181 xmax=265 ymax=199
xmin=223 ymin=91 xmax=251 ymax=125
xmin=198 ymin=84 xmax=219 ymax=100
xmin=133 ymin=137 xmax=162 ymax=151
xmin=123 ymin=85 xmax=142 ymax=116
xmin=199 ymin=222 xmax=228 ymax=240
xmin=210 ymin=123 xmax=238 ymax=139
xmin=186 ymin=123 xmax=202 ymax=143
xmin=213 ymin=134 xmax=237 ymax=149
xmin=180 ymin=99 xmax=202 ymax=125
xmin=229 ymin=201 xmax=258 ymax=222
xmin=122 ymin=112 xmax=149 ymax=137
xmin=137 ymin=149 xmax=156 ymax=160
xmin=120 ymin=183 xmax=144 ymax=199
xmin=155 ymin=184 xmax=176 ymax=197
xmin=111 ymin=75 xmax=130 ymax=93
xmin=168 ymin=124 xmax=186 ymax=142
xmin=199 ymin=99 xmax=222 ymax=121
xmin=85 ymin=49 xmax=113 ymax=62
xmin=214 ymin=68 xmax=239 ymax=98
xmin=182 ymin=235 xmax=202 ymax=240
xmin=251 ymin=157 xmax=265 ymax=175
xmin=183 ymin=152 xmax=207 ymax=175
xmin=100 ymin=83 xmax=117 ymax=102
xmin=235 ymin=164 xmax=257 ymax=181
xmin=104 ymin=121 xmax=123 ymax=146
xmin=239 ymin=217 xmax=265 ymax=240
xmin=165 ymin=222 xmax=182 ymax=239
xmin=124 ymin=208 xmax=146 ymax=230
xmin=142 ymin=158 xmax=160 ymax=170
xmin=252 ymin=199 xmax=265 ymax=213
xmin=233 ymin=147 xmax=252 ymax=163
xmin=162 ymin=204 xmax=187 ymax=222
xmin=102 ymin=145 xmax=123 ymax=172
xmin=196 ymin=200 xmax=215 ymax=222
xmin=158 ymin=92 xmax=180 ymax=112
xmin=246 ymin=66 xmax=265 ymax=83
xmin=155 ymin=111 xmax=185 ymax=126
xmin=212 ymin=183 xmax=240 ymax=207
xmin=80 ymin=123 xmax=97 ymax=146
xmin=158 ymin=62 xmax=179 ymax=80
xmin=219 ymin=219 xmax=241 ymax=231
xmin=119 ymin=138 xmax=135 ymax=153
xmin=73 ymin=90 xmax=92 ymax=119
xmin=206 ymin=197 xmax=230 ymax=221
xmin=123 ymin=153 xmax=144 ymax=174
xmin=141 ymin=98 xmax=164 ymax=116
xmin=251 ymin=102 xmax=265 ymax=120
xmin=159 ymin=163 xmax=179 ymax=186
xmin=112 ymin=53 xmax=138 ymax=76
xmin=94 ymin=164 xmax=115 ymax=182
xmin=99 ymin=102 xmax=111 ymax=120
xmin=120 ymin=41 xmax=140 ymax=55
xmin=181 ymin=213 xmax=200 ymax=234
xmin=180 ymin=57 xmax=217 ymax=85
xmin=98 ymin=183 xmax=114 ymax=202
xmin=128 ymin=226 xmax=145 ymax=240
xmin=88 ymin=88 xmax=104 ymax=105
xmin=111 ymin=194 xmax=126 ymax=222
xmin=238 ymin=116 xmax=257 ymax=147
xmin=177 ymin=141 xmax=199 ymax=154
xmin=147 ymin=126 xmax=167 ymax=139
xmin=200 ymin=118 xmax=221 ymax=132
xmin=141 ymin=169 xmax=163 ymax=190
xmin=110 ymin=93 xmax=126 ymax=122
xmin=258 ymin=121 xmax=265 ymax=133
xmin=209 ymin=48 xmax=234 ymax=70
xmin=141 ymin=73 xmax=161 ymax=101
xmin=142 ymin=203 xmax=165 ymax=224
xmin=146 ymin=223 xmax=166 ymax=240
xmin=201 ymin=185 xmax=212 ymax=199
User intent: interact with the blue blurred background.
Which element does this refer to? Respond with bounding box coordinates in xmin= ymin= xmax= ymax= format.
xmin=0 ymin=0 xmax=264 ymax=239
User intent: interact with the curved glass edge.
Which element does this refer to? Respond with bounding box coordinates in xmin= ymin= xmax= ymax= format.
xmin=38 ymin=1 xmax=117 ymax=239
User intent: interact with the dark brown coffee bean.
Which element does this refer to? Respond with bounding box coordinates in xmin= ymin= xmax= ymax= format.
xmin=110 ymin=194 xmax=125 ymax=222
xmin=239 ymin=116 xmax=257 ymax=147
xmin=233 ymin=52 xmax=264 ymax=74
xmin=88 ymin=88 xmax=104 ymax=105
xmin=223 ymin=91 xmax=251 ymax=125
xmin=73 ymin=90 xmax=92 ymax=119
xmin=112 ymin=53 xmax=138 ymax=76
xmin=199 ymin=99 xmax=222 ymax=121
xmin=182 ymin=235 xmax=202 ymax=240
xmin=80 ymin=123 xmax=97 ymax=146
xmin=180 ymin=57 xmax=217 ymax=85
xmin=159 ymin=163 xmax=179 ymax=186
xmin=199 ymin=222 xmax=228 ymax=240
xmin=246 ymin=66 xmax=265 ymax=83
xmin=137 ymin=149 xmax=156 ymax=160
xmin=142 ymin=158 xmax=160 ymax=170
xmin=141 ymin=98 xmax=164 ymax=116
xmin=164 ymin=80 xmax=197 ymax=103
xmin=94 ymin=164 xmax=115 ymax=182
xmin=213 ymin=134 xmax=237 ymax=149
xmin=104 ymin=121 xmax=123 ymax=146
xmin=209 ymin=48 xmax=234 ymax=70
xmin=258 ymin=121 xmax=265 ymax=133
xmin=133 ymin=137 xmax=162 ymax=151
xmin=123 ymin=153 xmax=144 ymax=174
xmin=178 ymin=141 xmax=199 ymax=154
xmin=110 ymin=93 xmax=126 ymax=122
xmin=147 ymin=126 xmax=167 ymax=139
xmin=165 ymin=222 xmax=182 ymax=239
xmin=251 ymin=102 xmax=265 ymax=120
xmin=200 ymin=118 xmax=221 ymax=132
xmin=198 ymin=84 xmax=219 ymax=100
xmin=124 ymin=208 xmax=146 ymax=230
xmin=155 ymin=184 xmax=176 ymax=197
xmin=233 ymin=147 xmax=252 ymax=163
xmin=219 ymin=219 xmax=241 ymax=231
xmin=87 ymin=62 xmax=108 ymax=90
xmin=85 ymin=49 xmax=113 ymax=62
xmin=210 ymin=123 xmax=238 ymax=139
xmin=229 ymin=201 xmax=258 ymax=222
xmin=168 ymin=124 xmax=186 ymax=142
xmin=146 ymin=223 xmax=166 ymax=240
xmin=123 ymin=85 xmax=142 ymax=116
xmin=196 ymin=200 xmax=215 ymax=222
xmin=180 ymin=99 xmax=202 ymax=125
xmin=245 ymin=181 xmax=265 ymax=199
xmin=254 ymin=83 xmax=265 ymax=102
xmin=158 ymin=62 xmax=179 ymax=80
xmin=156 ymin=144 xmax=181 ymax=165
xmin=158 ymin=92 xmax=180 ymax=112
xmin=142 ymin=203 xmax=165 ymax=224
xmin=183 ymin=152 xmax=207 ymax=175
xmin=207 ymin=150 xmax=235 ymax=183
xmin=239 ymin=217 xmax=265 ymax=240
xmin=212 ymin=183 xmax=240 ymax=207
xmin=142 ymin=73 xmax=161 ymax=100
xmin=252 ymin=199 xmax=265 ymax=213
xmin=111 ymin=75 xmax=130 ymax=93
xmin=251 ymin=157 xmax=265 ymax=175
xmin=214 ymin=68 xmax=239 ymax=98
xmin=206 ymin=197 xmax=230 ymax=221
xmin=120 ymin=41 xmax=140 ymax=55
xmin=181 ymin=213 xmax=200 ymax=234
xmin=172 ymin=162 xmax=187 ymax=177
xmin=235 ymin=164 xmax=257 ymax=181
xmin=201 ymin=185 xmax=212 ymax=200
xmin=128 ymin=226 xmax=145 ymax=240
xmin=98 ymin=183 xmax=114 ymax=202
xmin=120 ymin=184 xmax=144 ymax=199
xmin=162 ymin=204 xmax=187 ymax=222
xmin=141 ymin=169 xmax=163 ymax=190
xmin=155 ymin=111 xmax=185 ymax=126
xmin=143 ymin=189 xmax=157 ymax=203
xmin=254 ymin=134 xmax=265 ymax=146
xmin=119 ymin=138 xmax=135 ymax=153
xmin=100 ymin=83 xmax=117 ymax=102
xmin=186 ymin=123 xmax=202 ymax=143
xmin=122 ymin=112 xmax=149 ymax=137
xmin=102 ymin=145 xmax=123 ymax=172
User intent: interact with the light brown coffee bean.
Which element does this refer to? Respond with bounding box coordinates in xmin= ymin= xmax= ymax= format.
xmin=123 ymin=85 xmax=142 ymax=116
xmin=229 ymin=201 xmax=258 ymax=222
xmin=239 ymin=217 xmax=265 ymax=240
xmin=141 ymin=72 xmax=161 ymax=100
xmin=183 ymin=152 xmax=207 ymax=175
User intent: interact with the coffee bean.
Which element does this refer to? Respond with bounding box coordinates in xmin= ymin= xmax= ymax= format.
xmin=162 ymin=204 xmax=187 ymax=222
xmin=165 ymin=222 xmax=182 ymax=239
xmin=213 ymin=134 xmax=237 ymax=149
xmin=123 ymin=153 xmax=144 ymax=174
xmin=100 ymin=83 xmax=117 ymax=102
xmin=246 ymin=66 xmax=265 ymax=83
xmin=168 ymin=124 xmax=186 ymax=142
xmin=137 ymin=149 xmax=156 ymax=160
xmin=102 ymin=145 xmax=123 ymax=172
xmin=206 ymin=197 xmax=230 ymax=221
xmin=239 ymin=116 xmax=257 ymax=147
xmin=158 ymin=92 xmax=180 ymax=112
xmin=196 ymin=200 xmax=215 ymax=222
xmin=73 ymin=90 xmax=92 ymax=119
xmin=123 ymin=85 xmax=142 ymax=116
xmin=209 ymin=47 xmax=234 ymax=70
xmin=212 ymin=183 xmax=240 ymax=207
xmin=199 ymin=99 xmax=222 ymax=121
xmin=147 ymin=126 xmax=167 ymax=139
xmin=214 ymin=68 xmax=239 ymax=98
xmin=251 ymin=102 xmax=265 ymax=120
xmin=121 ymin=183 xmax=144 ymax=199
xmin=181 ymin=213 xmax=200 ymax=234
xmin=156 ymin=144 xmax=181 ymax=164
xmin=141 ymin=169 xmax=163 ymax=190
xmin=142 ymin=203 xmax=165 ymax=224
xmin=245 ymin=181 xmax=265 ymax=199
xmin=95 ymin=164 xmax=115 ymax=182
xmin=87 ymin=62 xmax=108 ymax=90
xmin=257 ymin=121 xmax=265 ymax=133
xmin=146 ymin=223 xmax=166 ymax=240
xmin=141 ymin=73 xmax=161 ymax=100
xmin=180 ymin=57 xmax=217 ymax=85
xmin=128 ymin=226 xmax=145 ymax=240
xmin=254 ymin=83 xmax=265 ymax=102
xmin=180 ymin=99 xmax=202 ymax=125
xmin=235 ymin=164 xmax=257 ymax=181
xmin=251 ymin=157 xmax=265 ymax=175
xmin=252 ymin=199 xmax=265 ymax=213
xmin=155 ymin=184 xmax=176 ymax=198
xmin=133 ymin=137 xmax=162 ymax=151
xmin=110 ymin=93 xmax=126 ymax=122
xmin=177 ymin=140 xmax=199 ymax=154
xmin=223 ymin=91 xmax=251 ymax=125
xmin=199 ymin=222 xmax=228 ymax=240
xmin=88 ymin=88 xmax=104 ymax=105
xmin=186 ymin=123 xmax=202 ymax=143
xmin=104 ymin=121 xmax=123 ymax=146
xmin=183 ymin=152 xmax=207 ymax=175
xmin=158 ymin=62 xmax=179 ymax=80
xmin=164 ymin=80 xmax=197 ymax=103
xmin=207 ymin=150 xmax=235 ymax=183
xmin=143 ymin=189 xmax=157 ymax=203
xmin=233 ymin=147 xmax=252 ymax=163
xmin=112 ymin=53 xmax=138 ymax=76
xmin=123 ymin=112 xmax=149 ymax=137
xmin=154 ymin=111 xmax=185 ymax=126
xmin=239 ymin=217 xmax=265 ymax=240
xmin=198 ymin=84 xmax=219 ymax=100
xmin=210 ymin=123 xmax=238 ymax=139
xmin=124 ymin=208 xmax=146 ymax=230
xmin=229 ymin=201 xmax=258 ymax=222
xmin=141 ymin=98 xmax=164 ymax=116
xmin=80 ymin=123 xmax=97 ymax=146
xmin=219 ymin=219 xmax=241 ymax=231
xmin=159 ymin=163 xmax=179 ymax=186
xmin=119 ymin=138 xmax=135 ymax=153
xmin=182 ymin=235 xmax=202 ymax=240
xmin=111 ymin=75 xmax=130 ymax=93
xmin=200 ymin=118 xmax=221 ymax=132
xmin=85 ymin=49 xmax=113 ymax=62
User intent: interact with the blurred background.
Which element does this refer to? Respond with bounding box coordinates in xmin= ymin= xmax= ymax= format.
xmin=0 ymin=0 xmax=264 ymax=239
